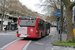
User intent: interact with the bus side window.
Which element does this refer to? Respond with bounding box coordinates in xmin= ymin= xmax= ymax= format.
xmin=38 ymin=19 xmax=44 ymax=30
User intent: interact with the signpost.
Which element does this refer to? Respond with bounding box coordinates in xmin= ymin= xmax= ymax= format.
xmin=54 ymin=11 xmax=62 ymax=41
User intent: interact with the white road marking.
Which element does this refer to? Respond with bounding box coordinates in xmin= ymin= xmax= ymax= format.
xmin=1 ymin=39 xmax=19 ymax=50
xmin=46 ymin=36 xmax=49 ymax=38
xmin=51 ymin=48 xmax=54 ymax=50
xmin=35 ymin=42 xmax=44 ymax=45
xmin=22 ymin=40 xmax=31 ymax=50
xmin=0 ymin=48 xmax=3 ymax=50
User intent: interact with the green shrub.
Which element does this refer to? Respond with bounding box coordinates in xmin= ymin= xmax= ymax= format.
xmin=67 ymin=40 xmax=73 ymax=43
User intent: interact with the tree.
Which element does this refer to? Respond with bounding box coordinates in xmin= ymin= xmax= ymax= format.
xmin=61 ymin=0 xmax=74 ymax=40
xmin=40 ymin=0 xmax=60 ymax=22
xmin=0 ymin=0 xmax=6 ymax=31
xmin=41 ymin=0 xmax=74 ymax=40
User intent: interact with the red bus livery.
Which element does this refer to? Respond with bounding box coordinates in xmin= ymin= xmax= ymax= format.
xmin=17 ymin=16 xmax=50 ymax=38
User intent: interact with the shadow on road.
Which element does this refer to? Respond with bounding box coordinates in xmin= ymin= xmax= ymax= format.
xmin=20 ymin=38 xmax=41 ymax=41
xmin=19 ymin=35 xmax=52 ymax=41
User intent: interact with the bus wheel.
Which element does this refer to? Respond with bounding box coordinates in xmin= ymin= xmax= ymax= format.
xmin=24 ymin=38 xmax=26 ymax=40
xmin=41 ymin=33 xmax=43 ymax=38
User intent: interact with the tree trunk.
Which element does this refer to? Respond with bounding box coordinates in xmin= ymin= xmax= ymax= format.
xmin=1 ymin=14 xmax=3 ymax=31
xmin=66 ymin=8 xmax=74 ymax=40
xmin=1 ymin=10 xmax=4 ymax=31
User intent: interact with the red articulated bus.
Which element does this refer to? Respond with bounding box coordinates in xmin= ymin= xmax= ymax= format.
xmin=17 ymin=16 xmax=50 ymax=38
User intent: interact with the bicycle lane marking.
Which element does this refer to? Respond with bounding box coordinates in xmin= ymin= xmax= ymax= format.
xmin=4 ymin=40 xmax=29 ymax=50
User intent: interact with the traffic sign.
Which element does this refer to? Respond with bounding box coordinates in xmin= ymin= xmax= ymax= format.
xmin=54 ymin=13 xmax=57 ymax=16
xmin=57 ymin=11 xmax=60 ymax=15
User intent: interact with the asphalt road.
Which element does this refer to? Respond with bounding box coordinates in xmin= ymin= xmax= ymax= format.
xmin=24 ymin=27 xmax=55 ymax=50
xmin=25 ymin=35 xmax=53 ymax=50
xmin=23 ymin=27 xmax=75 ymax=50
xmin=0 ymin=32 xmax=18 ymax=48
xmin=0 ymin=28 xmax=75 ymax=50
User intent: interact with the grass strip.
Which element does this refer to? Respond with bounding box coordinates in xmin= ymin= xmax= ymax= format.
xmin=53 ymin=41 xmax=75 ymax=46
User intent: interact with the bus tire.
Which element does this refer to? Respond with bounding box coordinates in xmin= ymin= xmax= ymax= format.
xmin=46 ymin=31 xmax=47 ymax=36
xmin=41 ymin=33 xmax=43 ymax=38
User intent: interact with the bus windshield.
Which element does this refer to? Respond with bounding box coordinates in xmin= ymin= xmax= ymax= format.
xmin=19 ymin=19 xmax=36 ymax=27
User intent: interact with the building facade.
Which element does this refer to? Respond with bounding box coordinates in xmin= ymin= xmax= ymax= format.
xmin=0 ymin=13 xmax=17 ymax=31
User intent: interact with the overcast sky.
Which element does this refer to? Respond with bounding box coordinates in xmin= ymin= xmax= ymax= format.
xmin=70 ymin=0 xmax=75 ymax=2
xmin=19 ymin=0 xmax=44 ymax=14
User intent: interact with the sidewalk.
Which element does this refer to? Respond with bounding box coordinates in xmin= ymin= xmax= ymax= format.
xmin=52 ymin=27 xmax=67 ymax=41
xmin=51 ymin=27 xmax=75 ymax=48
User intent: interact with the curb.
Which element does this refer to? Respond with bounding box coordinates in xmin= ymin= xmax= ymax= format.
xmin=51 ymin=42 xmax=75 ymax=48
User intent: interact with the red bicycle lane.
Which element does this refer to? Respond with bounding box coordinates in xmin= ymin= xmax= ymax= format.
xmin=4 ymin=40 xmax=29 ymax=50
